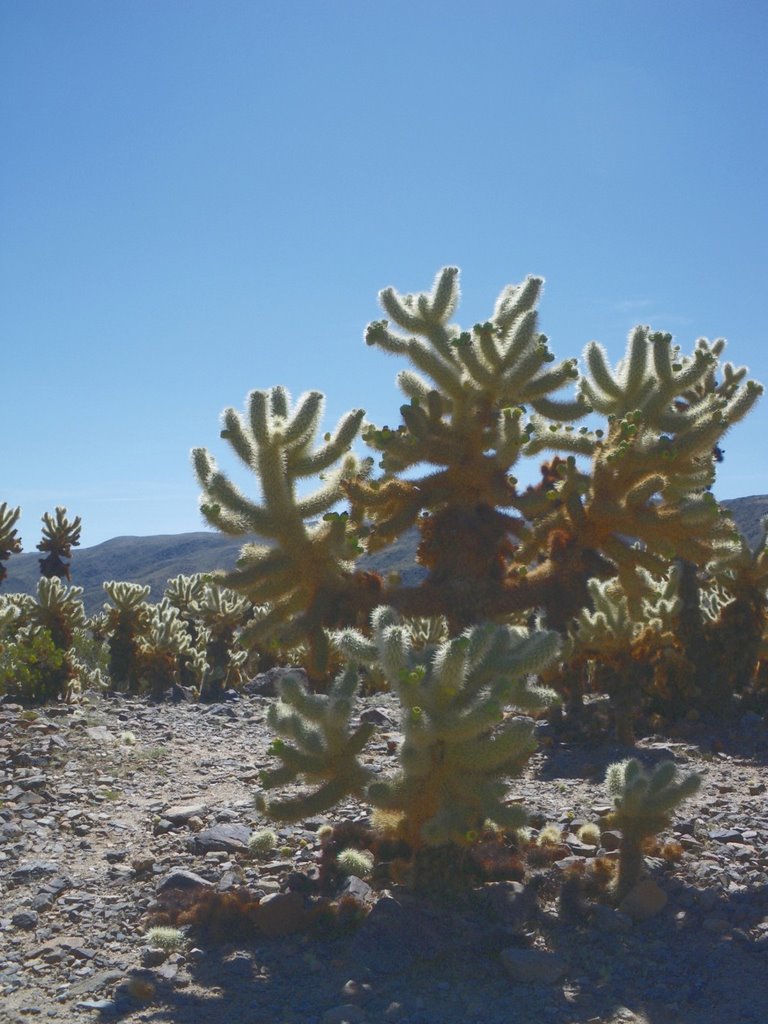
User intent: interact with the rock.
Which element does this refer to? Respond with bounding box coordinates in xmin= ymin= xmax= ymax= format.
xmin=474 ymin=881 xmax=538 ymax=935
xmin=255 ymin=892 xmax=309 ymax=937
xmin=11 ymin=910 xmax=39 ymax=930
xmin=140 ymin=946 xmax=168 ymax=967
xmin=157 ymin=868 xmax=213 ymax=893
xmin=600 ymin=830 xmax=623 ymax=852
xmin=708 ymin=828 xmax=743 ymax=843
xmin=189 ymin=823 xmax=251 ymax=853
xmin=359 ymin=707 xmax=394 ymax=727
xmin=619 ymin=879 xmax=668 ymax=921
xmin=11 ymin=860 xmax=59 ymax=884
xmin=340 ymin=875 xmax=374 ymax=904
xmin=163 ymin=802 xmax=207 ymax=823
xmin=499 ymin=947 xmax=567 ymax=984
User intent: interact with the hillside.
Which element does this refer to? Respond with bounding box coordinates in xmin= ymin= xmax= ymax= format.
xmin=2 ymin=495 xmax=766 ymax=613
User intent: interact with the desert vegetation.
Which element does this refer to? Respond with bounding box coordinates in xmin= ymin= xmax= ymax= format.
xmin=2 ymin=265 xmax=767 ymax=917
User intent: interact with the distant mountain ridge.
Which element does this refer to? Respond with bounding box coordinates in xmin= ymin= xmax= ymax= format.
xmin=3 ymin=496 xmax=766 ymax=614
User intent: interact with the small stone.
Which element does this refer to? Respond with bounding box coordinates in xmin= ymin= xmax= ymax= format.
xmin=140 ymin=947 xmax=168 ymax=967
xmin=11 ymin=860 xmax=59 ymax=884
xmin=190 ymin=823 xmax=250 ymax=853
xmin=340 ymin=875 xmax=373 ymax=904
xmin=500 ymin=947 xmax=566 ymax=984
xmin=475 ymin=881 xmax=538 ymax=935
xmin=600 ymin=830 xmax=622 ymax=852
xmin=157 ymin=869 xmax=213 ymax=893
xmin=163 ymin=802 xmax=207 ymax=823
xmin=619 ymin=879 xmax=668 ymax=922
xmin=12 ymin=910 xmax=39 ymax=930
xmin=359 ymin=707 xmax=394 ymax=727
xmin=708 ymin=828 xmax=743 ymax=843
xmin=256 ymin=892 xmax=309 ymax=937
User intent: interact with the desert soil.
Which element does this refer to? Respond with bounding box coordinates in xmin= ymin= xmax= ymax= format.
xmin=1 ymin=684 xmax=767 ymax=1024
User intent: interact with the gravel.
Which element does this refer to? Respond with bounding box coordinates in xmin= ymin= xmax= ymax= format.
xmin=1 ymin=688 xmax=767 ymax=1024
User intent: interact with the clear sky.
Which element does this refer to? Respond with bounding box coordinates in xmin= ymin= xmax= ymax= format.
xmin=2 ymin=1 xmax=767 ymax=549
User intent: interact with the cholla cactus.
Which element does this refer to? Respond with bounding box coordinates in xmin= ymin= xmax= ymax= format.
xmin=30 ymin=577 xmax=87 ymax=650
xmin=703 ymin=519 xmax=768 ymax=702
xmin=347 ymin=268 xmax=594 ymax=630
xmin=195 ymin=267 xmax=762 ymax=716
xmin=193 ymin=387 xmax=370 ymax=679
xmin=0 ymin=503 xmax=22 ymax=586
xmin=196 ymin=582 xmax=249 ymax=700
xmin=10 ymin=578 xmax=88 ymax=701
xmin=605 ymin=757 xmax=701 ymax=899
xmin=137 ymin=599 xmax=203 ymax=700
xmin=103 ymin=581 xmax=152 ymax=693
xmin=259 ymin=607 xmax=559 ymax=854
xmin=37 ymin=507 xmax=82 ymax=581
xmin=164 ymin=574 xmax=206 ymax=631
xmin=566 ymin=570 xmax=682 ymax=743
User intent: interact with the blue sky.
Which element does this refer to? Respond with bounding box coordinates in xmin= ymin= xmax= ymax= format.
xmin=2 ymin=1 xmax=767 ymax=549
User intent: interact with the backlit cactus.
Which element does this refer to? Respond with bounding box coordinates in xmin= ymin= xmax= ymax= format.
xmin=193 ymin=387 xmax=371 ymax=679
xmin=37 ymin=507 xmax=82 ymax=581
xmin=258 ymin=606 xmax=559 ymax=853
xmin=0 ymin=503 xmax=22 ymax=586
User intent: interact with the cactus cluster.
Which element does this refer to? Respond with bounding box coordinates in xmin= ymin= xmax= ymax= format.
xmin=0 ymin=264 xmax=764 ymax=896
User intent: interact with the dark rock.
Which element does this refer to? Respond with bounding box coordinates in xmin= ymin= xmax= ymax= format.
xmin=474 ymin=880 xmax=539 ymax=936
xmin=12 ymin=910 xmax=39 ymax=930
xmin=256 ymin=892 xmax=310 ymax=937
xmin=157 ymin=869 xmax=213 ymax=893
xmin=11 ymin=861 xmax=59 ymax=884
xmin=189 ymin=823 xmax=250 ymax=853
xmin=359 ymin=707 xmax=394 ymax=728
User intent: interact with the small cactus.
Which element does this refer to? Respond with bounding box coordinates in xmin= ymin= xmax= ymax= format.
xmin=248 ymin=828 xmax=278 ymax=857
xmin=605 ymin=757 xmax=701 ymax=899
xmin=336 ymin=847 xmax=374 ymax=878
xmin=145 ymin=926 xmax=184 ymax=952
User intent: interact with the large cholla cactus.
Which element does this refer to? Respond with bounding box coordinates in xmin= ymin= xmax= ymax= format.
xmin=605 ymin=758 xmax=701 ymax=899
xmin=37 ymin=507 xmax=82 ymax=581
xmin=195 ymin=267 xmax=762 ymax=727
xmin=258 ymin=607 xmax=559 ymax=852
xmin=0 ymin=503 xmax=22 ymax=586
xmin=193 ymin=387 xmax=371 ymax=678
